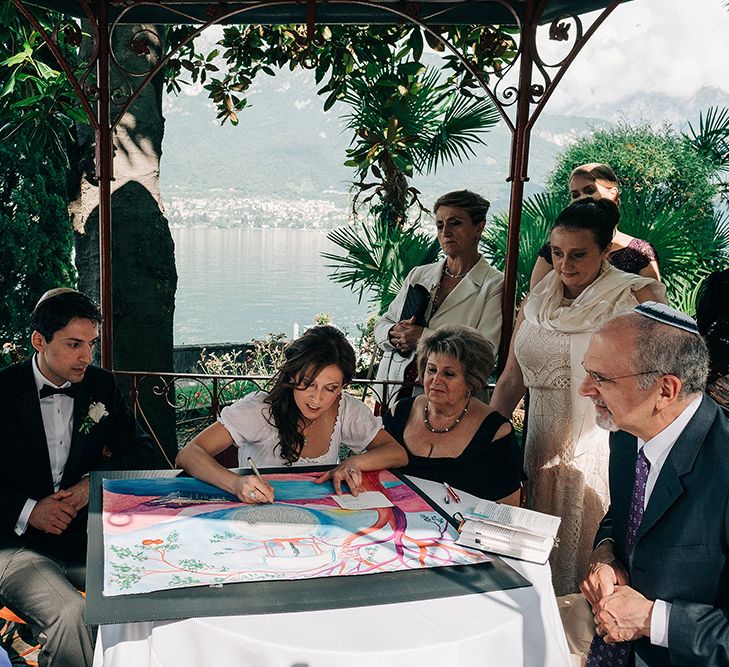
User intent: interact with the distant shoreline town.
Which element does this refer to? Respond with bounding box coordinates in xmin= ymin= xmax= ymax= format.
xmin=165 ymin=194 xmax=354 ymax=229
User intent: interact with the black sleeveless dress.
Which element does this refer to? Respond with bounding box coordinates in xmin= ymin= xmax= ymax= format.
xmin=383 ymin=397 xmax=525 ymax=501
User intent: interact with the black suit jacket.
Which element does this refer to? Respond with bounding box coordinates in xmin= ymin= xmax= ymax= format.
xmin=0 ymin=359 xmax=155 ymax=561
xmin=595 ymin=395 xmax=729 ymax=667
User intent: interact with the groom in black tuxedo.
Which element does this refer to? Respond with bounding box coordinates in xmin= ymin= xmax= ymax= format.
xmin=0 ymin=288 xmax=155 ymax=667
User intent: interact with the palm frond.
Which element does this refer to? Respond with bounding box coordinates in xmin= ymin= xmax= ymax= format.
xmin=420 ymin=93 xmax=500 ymax=174
xmin=323 ymin=217 xmax=440 ymax=313
xmin=481 ymin=192 xmax=563 ymax=304
xmin=687 ymin=106 xmax=729 ymax=174
xmin=394 ymin=68 xmax=448 ymax=136
xmin=670 ymin=269 xmax=714 ymax=316
xmin=620 ymin=190 xmax=719 ymax=274
xmin=323 ymin=221 xmax=390 ymax=303
xmin=619 ymin=189 xmax=729 ymax=305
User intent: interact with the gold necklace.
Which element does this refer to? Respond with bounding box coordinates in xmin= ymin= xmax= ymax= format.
xmin=444 ymin=265 xmax=467 ymax=279
xmin=423 ymin=399 xmax=470 ymax=433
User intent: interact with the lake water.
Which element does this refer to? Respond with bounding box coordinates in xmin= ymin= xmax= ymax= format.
xmin=172 ymin=227 xmax=373 ymax=344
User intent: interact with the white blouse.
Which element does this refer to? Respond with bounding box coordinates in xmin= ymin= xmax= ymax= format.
xmin=218 ymin=391 xmax=383 ymax=468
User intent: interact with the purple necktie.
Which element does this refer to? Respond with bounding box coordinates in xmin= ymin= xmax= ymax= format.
xmin=586 ymin=447 xmax=650 ymax=667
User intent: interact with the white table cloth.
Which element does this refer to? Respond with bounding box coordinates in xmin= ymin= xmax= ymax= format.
xmin=93 ymin=477 xmax=570 ymax=667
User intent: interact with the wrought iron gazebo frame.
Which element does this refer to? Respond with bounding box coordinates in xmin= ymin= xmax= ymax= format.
xmin=12 ymin=0 xmax=625 ymax=369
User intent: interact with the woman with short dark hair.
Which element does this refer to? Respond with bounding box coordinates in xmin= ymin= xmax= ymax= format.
xmin=374 ymin=190 xmax=504 ymax=407
xmin=176 ymin=325 xmax=407 ymax=502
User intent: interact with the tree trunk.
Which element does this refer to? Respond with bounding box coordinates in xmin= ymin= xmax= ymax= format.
xmin=381 ymin=155 xmax=409 ymax=228
xmin=70 ymin=24 xmax=177 ymax=467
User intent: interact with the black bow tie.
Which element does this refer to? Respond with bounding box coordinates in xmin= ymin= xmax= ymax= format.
xmin=39 ymin=384 xmax=78 ymax=400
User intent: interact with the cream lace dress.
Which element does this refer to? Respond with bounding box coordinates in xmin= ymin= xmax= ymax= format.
xmin=515 ymin=318 xmax=611 ymax=595
xmin=515 ymin=264 xmax=664 ymax=595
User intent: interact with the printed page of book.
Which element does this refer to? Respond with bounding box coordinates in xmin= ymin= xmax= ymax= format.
xmin=457 ymin=523 xmax=549 ymax=563
xmin=467 ymin=500 xmax=560 ymax=538
xmin=461 ymin=522 xmax=550 ymax=550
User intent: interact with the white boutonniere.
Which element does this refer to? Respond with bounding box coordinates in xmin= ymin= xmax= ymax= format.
xmin=79 ymin=401 xmax=109 ymax=434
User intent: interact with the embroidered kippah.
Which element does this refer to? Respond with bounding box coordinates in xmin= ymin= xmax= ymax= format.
xmin=633 ymin=301 xmax=699 ymax=335
xmin=35 ymin=287 xmax=79 ymax=308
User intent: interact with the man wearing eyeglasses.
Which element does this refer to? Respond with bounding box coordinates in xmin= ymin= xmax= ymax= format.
xmin=577 ymin=302 xmax=729 ymax=667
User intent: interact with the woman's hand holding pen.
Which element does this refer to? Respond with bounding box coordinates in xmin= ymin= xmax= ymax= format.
xmin=232 ymin=475 xmax=274 ymax=504
xmin=234 ymin=457 xmax=274 ymax=504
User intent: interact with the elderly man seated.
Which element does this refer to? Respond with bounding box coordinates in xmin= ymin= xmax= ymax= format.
xmin=575 ymin=302 xmax=729 ymax=667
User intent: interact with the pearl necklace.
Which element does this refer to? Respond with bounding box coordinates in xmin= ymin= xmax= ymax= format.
xmin=423 ymin=399 xmax=470 ymax=433
xmin=444 ymin=265 xmax=468 ymax=279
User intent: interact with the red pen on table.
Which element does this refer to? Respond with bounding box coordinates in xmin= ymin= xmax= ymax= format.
xmin=443 ymin=482 xmax=461 ymax=504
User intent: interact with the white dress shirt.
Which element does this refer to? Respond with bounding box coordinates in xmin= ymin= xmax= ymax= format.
xmin=14 ymin=355 xmax=75 ymax=535
xmin=637 ymin=395 xmax=703 ymax=647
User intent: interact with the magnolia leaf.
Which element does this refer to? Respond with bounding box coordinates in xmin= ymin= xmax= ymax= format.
xmin=409 ymin=29 xmax=424 ymax=61
xmin=323 ymin=89 xmax=339 ymax=112
xmin=60 ymin=104 xmax=89 ymax=124
xmin=34 ymin=60 xmax=58 ymax=79
xmin=1 ymin=51 xmax=30 ymax=67
xmin=0 ymin=76 xmax=15 ymax=98
xmin=424 ymin=31 xmax=446 ymax=52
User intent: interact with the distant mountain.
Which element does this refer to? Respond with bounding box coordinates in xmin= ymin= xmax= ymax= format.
xmin=161 ymin=75 xmax=353 ymax=202
xmin=560 ymin=86 xmax=729 ymax=129
xmin=160 ymin=67 xmax=727 ymax=223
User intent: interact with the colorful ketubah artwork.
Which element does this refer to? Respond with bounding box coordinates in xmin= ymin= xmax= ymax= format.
xmin=102 ymin=470 xmax=491 ymax=596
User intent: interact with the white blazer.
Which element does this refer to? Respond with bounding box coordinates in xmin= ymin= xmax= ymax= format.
xmin=373 ymin=256 xmax=504 ymax=403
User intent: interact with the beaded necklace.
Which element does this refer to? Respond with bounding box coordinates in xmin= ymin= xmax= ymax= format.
xmin=423 ymin=399 xmax=470 ymax=433
xmin=444 ymin=266 xmax=468 ymax=279
xmin=431 ymin=259 xmax=477 ymax=316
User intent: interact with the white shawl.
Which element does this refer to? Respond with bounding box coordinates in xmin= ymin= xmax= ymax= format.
xmin=523 ymin=263 xmax=665 ymax=457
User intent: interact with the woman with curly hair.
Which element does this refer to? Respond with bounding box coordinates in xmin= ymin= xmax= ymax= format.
xmin=176 ymin=326 xmax=407 ymax=502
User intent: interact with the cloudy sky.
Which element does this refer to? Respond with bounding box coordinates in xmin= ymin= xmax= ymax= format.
xmin=548 ymin=0 xmax=729 ymax=110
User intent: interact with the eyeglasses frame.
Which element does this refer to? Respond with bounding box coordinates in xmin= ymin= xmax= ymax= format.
xmin=580 ymin=361 xmax=662 ymax=387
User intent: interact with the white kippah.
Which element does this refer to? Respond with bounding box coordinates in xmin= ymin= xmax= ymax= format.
xmin=632 ymin=301 xmax=699 ymax=335
xmin=35 ymin=287 xmax=79 ymax=308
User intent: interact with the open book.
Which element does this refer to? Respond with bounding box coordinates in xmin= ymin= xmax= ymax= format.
xmin=456 ymin=500 xmax=561 ymax=564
